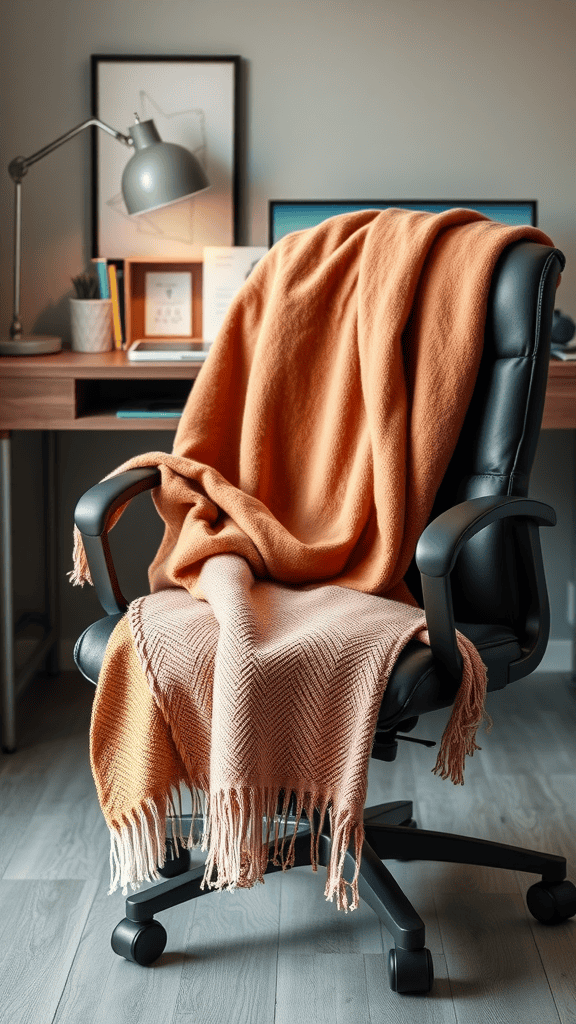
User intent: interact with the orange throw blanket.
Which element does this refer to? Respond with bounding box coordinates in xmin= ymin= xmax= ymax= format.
xmin=72 ymin=208 xmax=554 ymax=910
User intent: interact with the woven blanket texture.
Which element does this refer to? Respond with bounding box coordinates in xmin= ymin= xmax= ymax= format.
xmin=73 ymin=208 xmax=555 ymax=910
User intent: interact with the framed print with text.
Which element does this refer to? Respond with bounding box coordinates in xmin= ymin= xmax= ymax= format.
xmin=145 ymin=271 xmax=192 ymax=336
xmin=91 ymin=55 xmax=239 ymax=260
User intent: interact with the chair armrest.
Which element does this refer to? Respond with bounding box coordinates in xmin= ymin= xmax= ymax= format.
xmin=415 ymin=495 xmax=556 ymax=684
xmin=74 ymin=467 xmax=161 ymax=615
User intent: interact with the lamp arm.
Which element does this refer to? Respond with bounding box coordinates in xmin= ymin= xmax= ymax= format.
xmin=8 ymin=117 xmax=133 ymax=183
xmin=7 ymin=117 xmax=133 ymax=341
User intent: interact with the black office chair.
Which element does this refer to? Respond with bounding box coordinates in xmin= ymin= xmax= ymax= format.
xmin=74 ymin=239 xmax=576 ymax=994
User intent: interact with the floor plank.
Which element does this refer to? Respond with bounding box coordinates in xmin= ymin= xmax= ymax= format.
xmin=522 ymin=915 xmax=576 ymax=1024
xmin=278 ymin=863 xmax=383 ymax=955
xmin=275 ymin=953 xmax=371 ymax=1024
xmin=435 ymin=893 xmax=563 ymax=1022
xmin=0 ymin=878 xmax=98 ymax=1024
xmin=3 ymin=800 xmax=111 ymax=881
xmin=174 ymin=876 xmax=281 ymax=1023
xmin=52 ymin=855 xmax=207 ymax=1024
xmin=2 ymin=670 xmax=576 ymax=1022
xmin=364 ymin=951 xmax=457 ymax=1023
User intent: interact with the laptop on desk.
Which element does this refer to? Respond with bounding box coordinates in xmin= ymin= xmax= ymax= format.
xmin=127 ymin=340 xmax=210 ymax=362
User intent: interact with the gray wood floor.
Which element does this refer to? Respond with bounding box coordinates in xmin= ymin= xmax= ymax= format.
xmin=2 ymin=668 xmax=576 ymax=1023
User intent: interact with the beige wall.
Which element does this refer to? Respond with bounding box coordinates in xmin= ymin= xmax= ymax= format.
xmin=1 ymin=0 xmax=575 ymax=667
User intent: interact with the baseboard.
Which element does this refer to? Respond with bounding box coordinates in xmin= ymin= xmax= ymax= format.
xmin=60 ymin=637 xmax=574 ymax=676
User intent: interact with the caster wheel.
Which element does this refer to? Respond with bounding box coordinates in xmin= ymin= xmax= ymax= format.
xmin=527 ymin=880 xmax=576 ymax=924
xmin=111 ymin=917 xmax=167 ymax=965
xmin=388 ymin=946 xmax=434 ymax=994
xmin=158 ymin=838 xmax=191 ymax=878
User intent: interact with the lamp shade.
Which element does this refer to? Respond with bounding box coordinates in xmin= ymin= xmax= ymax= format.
xmin=121 ymin=119 xmax=209 ymax=215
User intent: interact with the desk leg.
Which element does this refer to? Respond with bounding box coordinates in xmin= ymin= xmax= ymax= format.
xmin=43 ymin=431 xmax=59 ymax=675
xmin=0 ymin=431 xmax=15 ymax=751
xmin=0 ymin=431 xmax=59 ymax=752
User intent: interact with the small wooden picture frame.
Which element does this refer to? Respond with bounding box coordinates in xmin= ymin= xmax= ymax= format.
xmin=124 ymin=259 xmax=203 ymax=348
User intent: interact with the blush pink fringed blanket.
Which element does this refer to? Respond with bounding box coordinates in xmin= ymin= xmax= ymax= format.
xmin=71 ymin=208 xmax=556 ymax=910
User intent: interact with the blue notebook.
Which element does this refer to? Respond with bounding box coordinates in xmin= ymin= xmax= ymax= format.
xmin=116 ymin=401 xmax=184 ymax=419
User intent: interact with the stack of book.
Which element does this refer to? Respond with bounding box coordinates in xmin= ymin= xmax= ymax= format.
xmin=93 ymin=257 xmax=124 ymax=349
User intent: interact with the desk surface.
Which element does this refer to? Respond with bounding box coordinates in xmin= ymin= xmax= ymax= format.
xmin=0 ymin=350 xmax=203 ymax=431
xmin=0 ymin=349 xmax=205 ymax=379
xmin=0 ymin=350 xmax=575 ymax=431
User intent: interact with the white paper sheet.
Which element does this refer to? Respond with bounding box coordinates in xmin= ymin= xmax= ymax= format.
xmin=202 ymin=246 xmax=267 ymax=344
xmin=145 ymin=272 xmax=192 ymax=336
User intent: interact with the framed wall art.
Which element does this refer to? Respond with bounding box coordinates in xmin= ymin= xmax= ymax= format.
xmin=91 ymin=55 xmax=240 ymax=260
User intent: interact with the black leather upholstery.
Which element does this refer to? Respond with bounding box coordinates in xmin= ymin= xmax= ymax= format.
xmin=415 ymin=241 xmax=563 ymax=628
xmin=377 ymin=621 xmax=521 ymax=730
xmin=75 ymin=614 xmax=124 ymax=687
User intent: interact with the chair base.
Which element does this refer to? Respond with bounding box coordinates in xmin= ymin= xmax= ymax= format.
xmin=111 ymin=799 xmax=574 ymax=993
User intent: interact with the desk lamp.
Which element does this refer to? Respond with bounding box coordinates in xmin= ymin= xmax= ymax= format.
xmin=0 ymin=114 xmax=209 ymax=356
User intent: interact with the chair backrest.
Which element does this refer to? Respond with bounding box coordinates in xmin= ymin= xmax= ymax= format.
xmin=405 ymin=240 xmax=565 ymax=629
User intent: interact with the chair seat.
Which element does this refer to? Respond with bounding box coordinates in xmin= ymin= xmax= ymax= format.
xmin=75 ymin=612 xmax=521 ymax=730
xmin=74 ymin=613 xmax=124 ymax=687
xmin=376 ymin=621 xmax=521 ymax=730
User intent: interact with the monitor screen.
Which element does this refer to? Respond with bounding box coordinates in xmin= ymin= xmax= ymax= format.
xmin=269 ymin=200 xmax=537 ymax=247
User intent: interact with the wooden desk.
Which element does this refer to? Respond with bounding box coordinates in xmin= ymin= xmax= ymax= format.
xmin=1 ymin=350 xmax=574 ymax=432
xmin=541 ymin=361 xmax=576 ymax=430
xmin=0 ymin=350 xmax=203 ymax=432
xmin=1 ymin=351 xmax=575 ymax=751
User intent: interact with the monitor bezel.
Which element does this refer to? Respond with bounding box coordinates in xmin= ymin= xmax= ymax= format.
xmin=268 ymin=199 xmax=538 ymax=247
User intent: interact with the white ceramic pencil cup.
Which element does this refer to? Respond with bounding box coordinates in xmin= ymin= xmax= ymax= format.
xmin=70 ymin=298 xmax=113 ymax=352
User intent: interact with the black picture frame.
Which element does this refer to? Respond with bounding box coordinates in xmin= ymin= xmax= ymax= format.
xmin=91 ymin=54 xmax=240 ymax=260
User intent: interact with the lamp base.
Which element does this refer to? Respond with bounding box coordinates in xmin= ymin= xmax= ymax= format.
xmin=0 ymin=336 xmax=62 ymax=356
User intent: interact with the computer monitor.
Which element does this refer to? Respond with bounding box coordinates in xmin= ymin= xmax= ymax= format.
xmin=268 ymin=199 xmax=537 ymax=247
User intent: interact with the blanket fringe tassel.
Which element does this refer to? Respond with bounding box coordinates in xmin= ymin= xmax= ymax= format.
xmin=69 ymin=525 xmax=92 ymax=587
xmin=430 ymin=635 xmax=492 ymax=786
xmin=104 ymin=635 xmax=490 ymax=905
xmin=107 ymin=784 xmax=363 ymax=912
